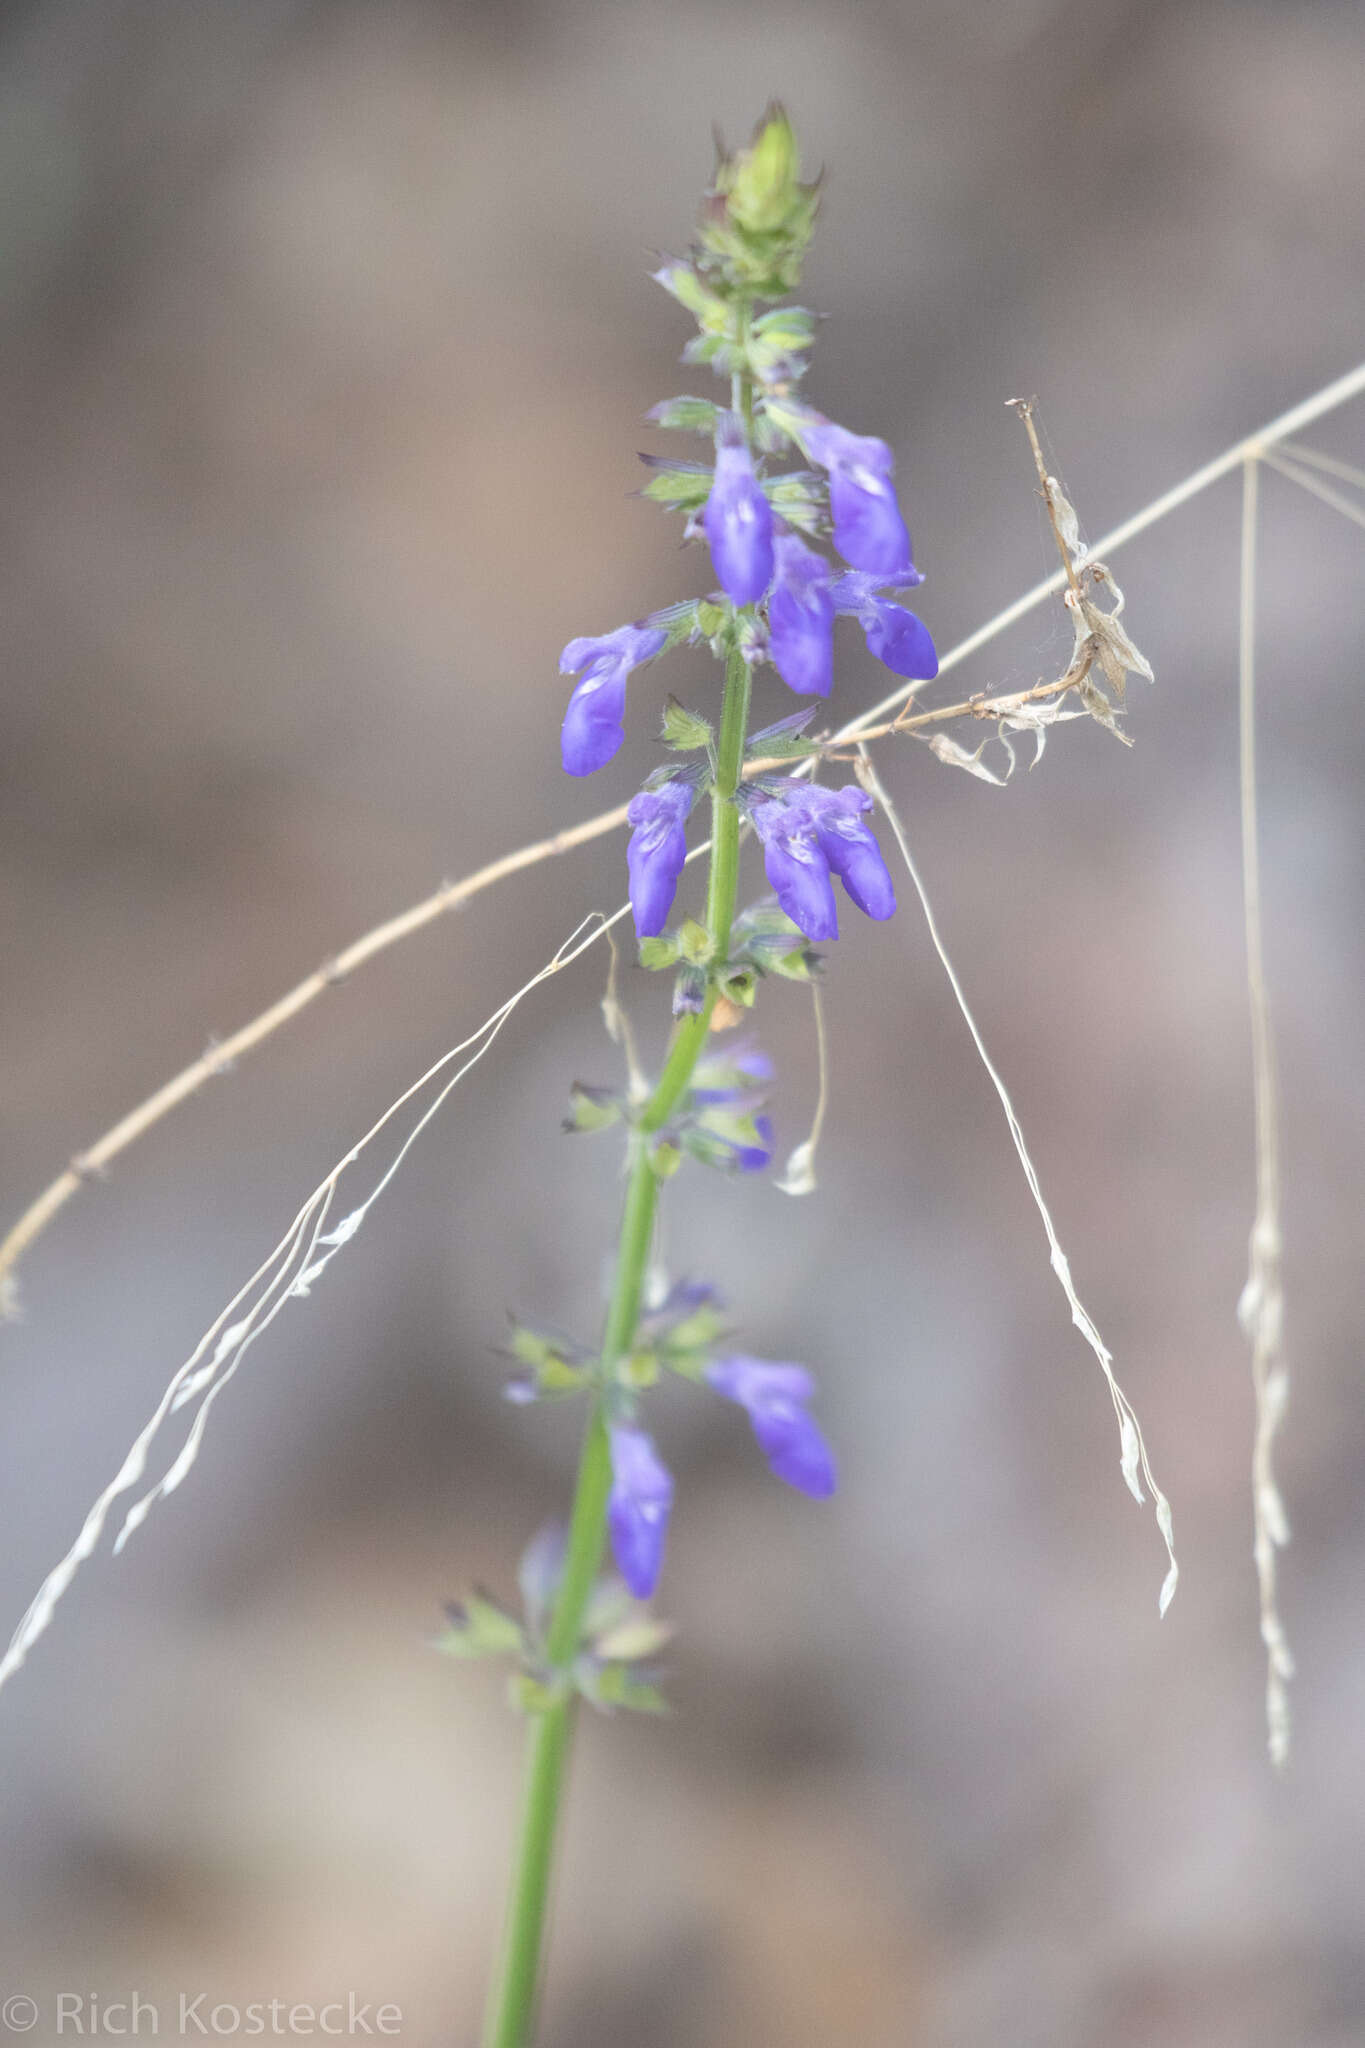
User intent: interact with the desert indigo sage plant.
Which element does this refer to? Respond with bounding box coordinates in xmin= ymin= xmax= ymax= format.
xmin=444 ymin=108 xmax=938 ymax=2048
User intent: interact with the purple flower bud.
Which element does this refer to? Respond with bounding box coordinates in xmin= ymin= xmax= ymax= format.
xmin=672 ymin=965 xmax=707 ymax=1017
xmin=751 ymin=784 xmax=896 ymax=939
xmin=607 ymin=1425 xmax=674 ymax=1599
xmin=703 ymin=413 xmax=774 ymax=606
xmin=831 ymin=575 xmax=938 ymax=682
xmin=626 ymin=780 xmax=694 ymax=937
xmin=559 ymin=623 xmax=668 ymax=777
xmin=788 ymin=409 xmax=917 ymax=580
xmin=767 ymin=532 xmax=836 ymax=697
xmin=705 ymin=1356 xmax=836 ymax=1497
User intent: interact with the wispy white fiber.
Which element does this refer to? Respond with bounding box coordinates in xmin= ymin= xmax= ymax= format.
xmin=1237 ymin=459 xmax=1294 ymax=1768
xmin=1277 ymin=439 xmax=1365 ymax=495
xmin=0 ymin=912 xmax=627 ymax=1692
xmin=776 ymin=984 xmax=829 ymax=1197
xmin=857 ymin=747 xmax=1179 ymax=1617
xmin=1262 ymin=447 xmax=1365 ymax=537
xmin=5 ymin=367 xmax=1364 ymax=1313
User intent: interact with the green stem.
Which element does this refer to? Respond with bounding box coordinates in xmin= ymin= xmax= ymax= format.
xmin=481 ymin=636 xmax=753 ymax=2048
xmin=484 ymin=1701 xmax=572 ymax=2048
xmin=731 ymin=302 xmax=755 ymax=436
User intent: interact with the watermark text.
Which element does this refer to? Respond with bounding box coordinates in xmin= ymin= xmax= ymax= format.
xmin=1 ymin=1993 xmax=402 ymax=2037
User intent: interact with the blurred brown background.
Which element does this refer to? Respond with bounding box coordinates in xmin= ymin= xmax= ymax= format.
xmin=3 ymin=1 xmax=1364 ymax=2042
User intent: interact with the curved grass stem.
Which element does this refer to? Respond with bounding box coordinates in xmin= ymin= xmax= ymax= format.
xmin=7 ymin=361 xmax=1364 ymax=1309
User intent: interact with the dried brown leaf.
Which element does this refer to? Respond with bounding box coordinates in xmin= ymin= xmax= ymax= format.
xmin=1047 ymin=476 xmax=1084 ymax=561
xmin=925 ymin=733 xmax=1008 ymax=785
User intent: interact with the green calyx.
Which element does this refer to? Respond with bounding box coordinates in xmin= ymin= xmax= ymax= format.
xmin=727 ymin=901 xmax=824 ymax=983
xmin=661 ymin=697 xmax=714 ymax=751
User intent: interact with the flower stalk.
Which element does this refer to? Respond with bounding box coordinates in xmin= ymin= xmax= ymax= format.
xmin=481 ymin=105 xmax=910 ymax=2046
xmin=482 ymin=642 xmax=752 ymax=2048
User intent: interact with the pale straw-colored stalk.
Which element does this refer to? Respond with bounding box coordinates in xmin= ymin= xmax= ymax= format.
xmin=1235 ymin=458 xmax=1293 ymax=1767
xmin=5 ymin=366 xmax=1365 ymax=1753
xmin=5 ymin=361 xmax=1364 ymax=1310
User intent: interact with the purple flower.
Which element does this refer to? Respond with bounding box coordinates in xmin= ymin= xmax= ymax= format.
xmin=607 ymin=1425 xmax=674 ymax=1598
xmin=705 ymin=1356 xmax=836 ymax=1497
xmin=704 ymin=412 xmax=774 ymax=606
xmin=752 ymin=794 xmax=838 ymax=939
xmin=751 ymin=784 xmax=896 ymax=940
xmin=685 ymin=1045 xmax=776 ymax=1174
xmin=767 ymin=531 xmax=836 ymax=697
xmin=832 ymin=574 xmax=938 ymax=682
xmin=686 ymin=1102 xmax=775 ymax=1175
xmin=559 ymin=623 xmax=668 ymax=777
xmin=812 ymin=787 xmax=897 ymax=920
xmin=709 ymin=1111 xmax=774 ymax=1174
xmin=517 ymin=1523 xmax=567 ymax=1636
xmin=788 ymin=408 xmax=916 ymax=580
xmin=690 ymin=1043 xmax=776 ymax=1105
xmin=638 ymin=1278 xmax=722 ymax=1347
xmin=863 ymin=602 xmax=938 ymax=679
xmin=627 ymin=780 xmax=695 ymax=937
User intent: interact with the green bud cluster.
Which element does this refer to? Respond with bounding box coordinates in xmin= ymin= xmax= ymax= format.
xmin=434 ymin=1562 xmax=671 ymax=1719
xmin=649 ymin=105 xmax=821 ymax=416
xmin=699 ymin=103 xmax=821 ymax=299
xmin=503 ymin=1275 xmax=727 ymax=1404
xmin=637 ymin=898 xmax=821 ymax=1004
